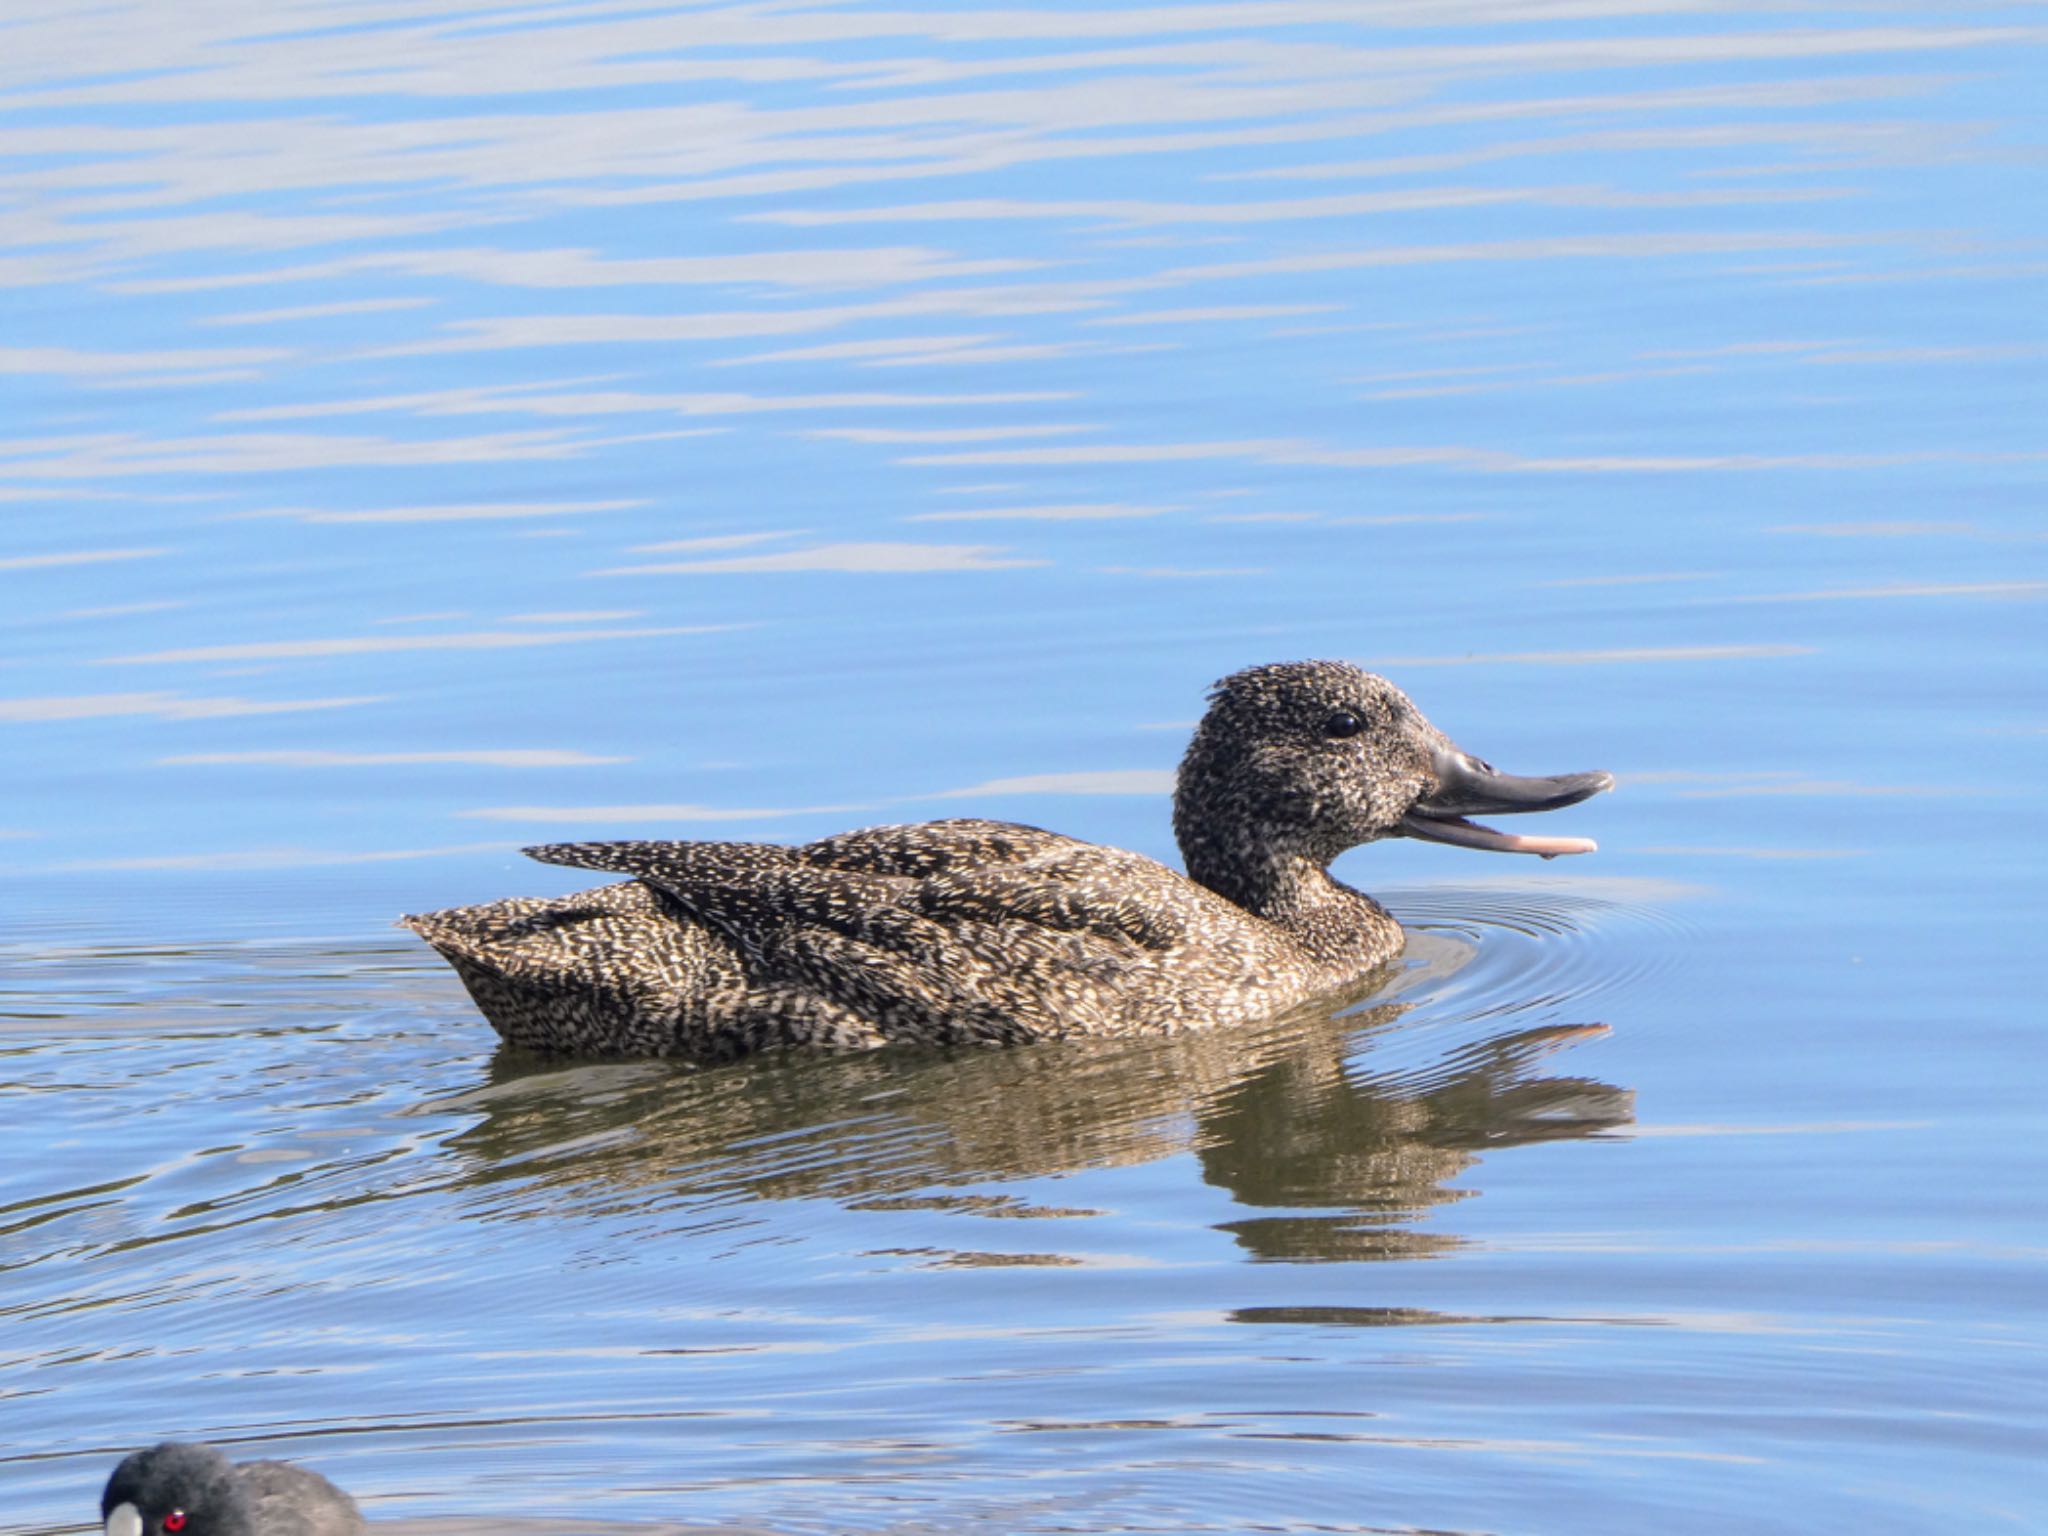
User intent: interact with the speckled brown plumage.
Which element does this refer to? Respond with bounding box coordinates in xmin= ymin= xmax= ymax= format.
xmin=402 ymin=661 xmax=1612 ymax=1060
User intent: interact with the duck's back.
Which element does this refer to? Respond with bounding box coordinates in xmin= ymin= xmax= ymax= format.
xmin=404 ymin=818 xmax=1301 ymax=1059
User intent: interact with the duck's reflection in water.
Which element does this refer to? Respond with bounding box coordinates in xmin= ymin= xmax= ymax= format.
xmin=1199 ymin=1018 xmax=1627 ymax=1262
xmin=436 ymin=973 xmax=1631 ymax=1265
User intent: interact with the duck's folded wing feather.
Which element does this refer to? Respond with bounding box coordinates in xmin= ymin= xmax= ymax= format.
xmin=524 ymin=839 xmax=799 ymax=883
xmin=528 ymin=838 xmax=899 ymax=926
xmin=523 ymin=837 xmax=1127 ymax=1041
xmin=523 ymin=840 xmax=992 ymax=1024
xmin=799 ymin=818 xmax=1085 ymax=876
xmin=914 ymin=865 xmax=1193 ymax=951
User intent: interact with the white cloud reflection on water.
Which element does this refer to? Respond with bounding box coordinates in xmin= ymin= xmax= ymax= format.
xmin=897 ymin=439 xmax=2044 ymax=473
xmin=49 ymin=842 xmax=521 ymax=872
xmin=592 ymin=540 xmax=1047 ymax=575
xmin=157 ymin=750 xmax=630 ymax=768
xmin=906 ymin=502 xmax=1177 ymax=522
xmin=1673 ymin=779 xmax=1960 ymax=798
xmin=242 ymin=502 xmax=648 ymax=525
xmin=1377 ymin=645 xmax=1815 ymax=666
xmin=1637 ymin=846 xmax=1870 ymax=859
xmin=0 ymin=346 xmax=293 ymax=379
xmin=1085 ymin=304 xmax=1344 ymax=327
xmin=1092 ymin=564 xmax=1270 ymax=579
xmin=805 ymin=425 xmax=1101 ymax=444
xmin=1767 ymin=520 xmax=1979 ymax=536
xmin=0 ymin=692 xmax=386 ymax=722
xmin=201 ymin=298 xmax=436 ymax=327
xmin=0 ymin=546 xmax=171 ymax=570
xmin=1730 ymin=580 xmax=2048 ymax=602
xmin=503 ymin=611 xmax=645 ymax=625
xmin=98 ymin=625 xmax=735 ymax=666
xmin=217 ymin=385 xmax=1072 ymax=424
xmin=1539 ymin=571 xmax=1719 ymax=587
xmin=0 ymin=429 xmax=713 ymax=478
xmin=3 ymin=2 xmax=2020 ymax=358
xmin=457 ymin=803 xmax=870 ymax=824
xmin=935 ymin=769 xmax=1176 ymax=799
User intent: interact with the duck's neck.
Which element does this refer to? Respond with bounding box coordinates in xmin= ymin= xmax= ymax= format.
xmin=1184 ymin=845 xmax=1400 ymax=970
xmin=1171 ymin=731 xmax=1403 ymax=973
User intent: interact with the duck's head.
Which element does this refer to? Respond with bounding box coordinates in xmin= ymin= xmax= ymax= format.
xmin=1173 ymin=660 xmax=1613 ymax=905
xmin=102 ymin=1444 xmax=253 ymax=1536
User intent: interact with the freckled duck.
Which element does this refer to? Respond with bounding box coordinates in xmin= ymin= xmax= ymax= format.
xmin=101 ymin=1442 xmax=362 ymax=1536
xmin=402 ymin=660 xmax=1612 ymax=1060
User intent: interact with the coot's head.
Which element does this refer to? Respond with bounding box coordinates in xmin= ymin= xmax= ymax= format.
xmin=101 ymin=1444 xmax=253 ymax=1536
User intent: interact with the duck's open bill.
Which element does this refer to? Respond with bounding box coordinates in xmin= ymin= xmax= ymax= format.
xmin=1401 ymin=750 xmax=1615 ymax=859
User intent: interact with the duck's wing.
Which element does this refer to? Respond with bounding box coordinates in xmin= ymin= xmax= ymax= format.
xmin=520 ymin=837 xmax=802 ymax=885
xmin=523 ymin=839 xmax=905 ymax=958
xmin=507 ymin=819 xmax=1093 ymax=884
xmin=524 ymin=835 xmax=1188 ymax=953
xmin=524 ymin=838 xmax=1138 ymax=1043
xmin=913 ymin=849 xmax=1204 ymax=952
xmin=798 ymin=817 xmax=1085 ymax=876
xmin=801 ymin=820 xmax=1208 ymax=951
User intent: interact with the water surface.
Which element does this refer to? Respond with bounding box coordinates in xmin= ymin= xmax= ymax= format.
xmin=3 ymin=2 xmax=2045 ymax=1532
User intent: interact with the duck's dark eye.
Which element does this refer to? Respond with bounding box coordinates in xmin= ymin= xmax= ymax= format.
xmin=1322 ymin=711 xmax=1364 ymax=740
xmin=163 ymin=1516 xmax=187 ymax=1534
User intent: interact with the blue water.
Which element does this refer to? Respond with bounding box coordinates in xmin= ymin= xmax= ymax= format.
xmin=4 ymin=3 xmax=2046 ymax=1532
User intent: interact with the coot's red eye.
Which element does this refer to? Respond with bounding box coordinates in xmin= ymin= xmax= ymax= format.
xmin=163 ymin=1514 xmax=187 ymax=1533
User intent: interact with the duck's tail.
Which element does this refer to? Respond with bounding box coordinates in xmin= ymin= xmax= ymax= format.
xmin=398 ymin=884 xmax=718 ymax=1058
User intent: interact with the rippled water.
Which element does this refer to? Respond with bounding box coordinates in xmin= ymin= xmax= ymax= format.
xmin=4 ymin=2 xmax=2046 ymax=1532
